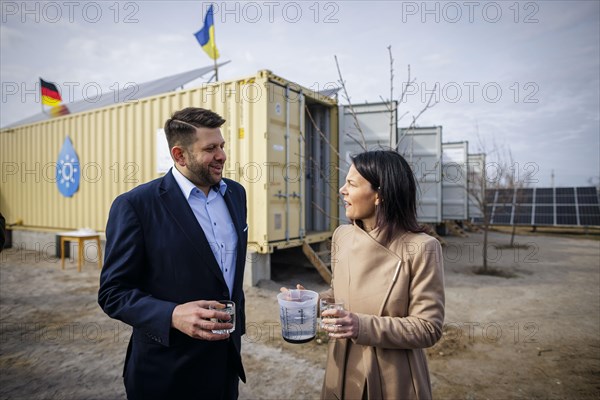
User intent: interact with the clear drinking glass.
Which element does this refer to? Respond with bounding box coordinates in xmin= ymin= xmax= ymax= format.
xmin=319 ymin=298 xmax=345 ymax=329
xmin=209 ymin=300 xmax=235 ymax=334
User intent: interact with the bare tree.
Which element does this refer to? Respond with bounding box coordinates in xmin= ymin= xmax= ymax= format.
xmin=300 ymin=48 xmax=441 ymax=281
xmin=505 ymin=148 xmax=530 ymax=247
xmin=336 ymin=47 xmax=438 ymax=155
xmin=467 ymin=147 xmax=491 ymax=273
xmin=486 ymin=147 xmax=533 ymax=249
xmin=468 ymin=135 xmax=533 ymax=273
xmin=466 ymin=134 xmax=511 ymax=274
xmin=334 ymin=55 xmax=367 ymax=151
xmin=333 ymin=48 xmax=438 ymax=230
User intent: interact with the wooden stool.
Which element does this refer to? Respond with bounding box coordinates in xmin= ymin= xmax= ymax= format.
xmin=59 ymin=232 xmax=103 ymax=272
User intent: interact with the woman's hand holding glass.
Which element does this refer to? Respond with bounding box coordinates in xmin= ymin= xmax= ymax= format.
xmin=321 ymin=303 xmax=359 ymax=339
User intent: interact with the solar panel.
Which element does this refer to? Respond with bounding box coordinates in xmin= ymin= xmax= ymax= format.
xmin=556 ymin=187 xmax=574 ymax=195
xmin=557 ymin=205 xmax=577 ymax=214
xmin=536 ymin=205 xmax=554 ymax=214
xmin=513 ymin=205 xmax=532 ymax=225
xmin=494 ymin=204 xmax=513 ymax=215
xmin=516 ymin=188 xmax=534 ymax=203
xmin=534 ymin=213 xmax=554 ymax=225
xmin=580 ymin=214 xmax=600 ymax=226
xmin=577 ymin=187 xmax=597 ymax=195
xmin=556 ymin=215 xmax=578 ymax=225
xmin=535 ymin=205 xmax=554 ymax=225
xmin=577 ymin=187 xmax=600 ymax=204
xmin=578 ymin=196 xmax=599 ymax=204
xmin=579 ymin=205 xmax=600 ymax=226
xmin=579 ymin=205 xmax=600 ymax=214
xmin=496 ymin=189 xmax=514 ymax=203
xmin=537 ymin=188 xmax=553 ymax=196
xmin=556 ymin=204 xmax=577 ymax=225
xmin=494 ymin=215 xmax=512 ymax=224
xmin=535 ymin=188 xmax=554 ymax=204
xmin=555 ymin=187 xmax=575 ymax=203
xmin=485 ymin=186 xmax=600 ymax=227
xmin=492 ymin=204 xmax=513 ymax=224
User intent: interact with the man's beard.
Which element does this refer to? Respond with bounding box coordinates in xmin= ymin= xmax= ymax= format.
xmin=187 ymin=157 xmax=223 ymax=188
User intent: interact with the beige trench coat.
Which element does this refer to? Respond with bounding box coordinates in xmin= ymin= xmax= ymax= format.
xmin=321 ymin=224 xmax=445 ymax=400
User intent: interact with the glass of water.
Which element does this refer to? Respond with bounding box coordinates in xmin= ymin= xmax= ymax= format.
xmin=209 ymin=300 xmax=235 ymax=334
xmin=320 ymin=298 xmax=345 ymax=329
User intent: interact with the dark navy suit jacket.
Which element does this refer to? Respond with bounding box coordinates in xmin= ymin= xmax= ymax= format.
xmin=98 ymin=170 xmax=247 ymax=399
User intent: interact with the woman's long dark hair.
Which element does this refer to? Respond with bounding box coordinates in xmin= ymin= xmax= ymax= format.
xmin=351 ymin=150 xmax=426 ymax=246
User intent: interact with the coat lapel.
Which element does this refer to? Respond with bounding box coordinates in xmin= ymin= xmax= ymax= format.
xmin=337 ymin=225 xmax=402 ymax=316
xmin=158 ymin=171 xmax=227 ymax=287
xmin=223 ymin=186 xmax=242 ymax=238
xmin=222 ymin=184 xmax=246 ymax=289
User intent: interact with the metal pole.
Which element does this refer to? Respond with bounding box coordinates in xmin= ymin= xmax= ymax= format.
xmin=285 ymin=85 xmax=290 ymax=242
xmin=212 ymin=18 xmax=219 ymax=81
xmin=299 ymin=92 xmax=305 ymax=239
xmin=39 ymin=77 xmax=47 ymax=116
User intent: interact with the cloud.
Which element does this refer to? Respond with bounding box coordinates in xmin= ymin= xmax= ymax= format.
xmin=1 ymin=1 xmax=598 ymax=187
xmin=0 ymin=25 xmax=25 ymax=49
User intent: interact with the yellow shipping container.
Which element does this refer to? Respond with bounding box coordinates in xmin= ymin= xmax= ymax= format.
xmin=0 ymin=70 xmax=339 ymax=259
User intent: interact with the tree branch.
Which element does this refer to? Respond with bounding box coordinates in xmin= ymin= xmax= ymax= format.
xmin=335 ymin=55 xmax=367 ymax=151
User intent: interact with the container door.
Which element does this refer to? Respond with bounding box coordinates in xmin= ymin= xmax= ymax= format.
xmin=338 ymin=102 xmax=397 ymax=223
xmin=305 ymin=102 xmax=333 ymax=233
xmin=442 ymin=141 xmax=469 ymax=220
xmin=398 ymin=126 xmax=443 ymax=224
xmin=266 ymin=84 xmax=304 ymax=242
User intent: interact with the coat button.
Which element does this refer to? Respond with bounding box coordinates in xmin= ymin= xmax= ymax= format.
xmin=222 ymin=291 xmax=228 ymax=297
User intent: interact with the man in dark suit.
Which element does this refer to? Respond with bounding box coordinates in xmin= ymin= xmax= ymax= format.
xmin=98 ymin=107 xmax=247 ymax=399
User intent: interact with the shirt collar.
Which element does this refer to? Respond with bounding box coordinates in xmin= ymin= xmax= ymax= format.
xmin=171 ymin=166 xmax=227 ymax=198
xmin=214 ymin=179 xmax=228 ymax=195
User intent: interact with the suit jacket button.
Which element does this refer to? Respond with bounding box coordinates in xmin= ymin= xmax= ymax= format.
xmin=222 ymin=291 xmax=228 ymax=297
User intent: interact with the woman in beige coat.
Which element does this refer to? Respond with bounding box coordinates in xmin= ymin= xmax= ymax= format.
xmin=291 ymin=150 xmax=445 ymax=400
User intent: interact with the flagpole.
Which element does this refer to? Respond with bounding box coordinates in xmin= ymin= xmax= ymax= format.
xmin=213 ymin=57 xmax=219 ymax=82
xmin=39 ymin=77 xmax=47 ymax=115
xmin=212 ymin=18 xmax=219 ymax=81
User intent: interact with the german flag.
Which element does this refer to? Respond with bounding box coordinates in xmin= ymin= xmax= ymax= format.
xmin=40 ymin=78 xmax=62 ymax=106
xmin=50 ymin=104 xmax=70 ymax=117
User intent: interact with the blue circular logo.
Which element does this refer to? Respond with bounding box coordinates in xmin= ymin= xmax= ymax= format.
xmin=56 ymin=136 xmax=80 ymax=197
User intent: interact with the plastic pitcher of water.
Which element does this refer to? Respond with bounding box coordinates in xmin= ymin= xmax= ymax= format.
xmin=277 ymin=289 xmax=318 ymax=343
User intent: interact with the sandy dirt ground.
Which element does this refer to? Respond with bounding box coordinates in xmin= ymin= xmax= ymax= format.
xmin=1 ymin=230 xmax=599 ymax=399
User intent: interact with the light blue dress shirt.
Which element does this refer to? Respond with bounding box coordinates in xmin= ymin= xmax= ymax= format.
xmin=171 ymin=167 xmax=238 ymax=298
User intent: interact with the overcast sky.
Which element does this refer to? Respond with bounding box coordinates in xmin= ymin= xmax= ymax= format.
xmin=1 ymin=0 xmax=599 ymax=187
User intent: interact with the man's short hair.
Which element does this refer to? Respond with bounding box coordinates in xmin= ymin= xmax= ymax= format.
xmin=164 ymin=107 xmax=226 ymax=149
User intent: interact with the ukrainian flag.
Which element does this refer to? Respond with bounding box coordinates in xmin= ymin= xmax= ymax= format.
xmin=194 ymin=5 xmax=219 ymax=60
